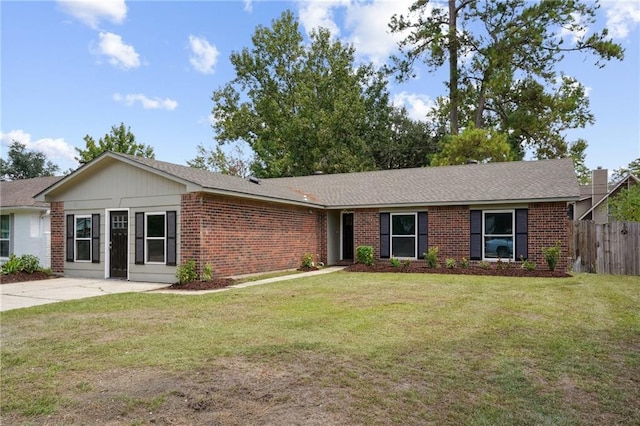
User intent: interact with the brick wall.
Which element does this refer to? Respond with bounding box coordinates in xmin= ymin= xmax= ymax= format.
xmin=428 ymin=206 xmax=470 ymax=260
xmin=181 ymin=193 xmax=325 ymax=277
xmin=353 ymin=209 xmax=380 ymax=258
xmin=50 ymin=201 xmax=64 ymax=274
xmin=528 ymin=202 xmax=569 ymax=271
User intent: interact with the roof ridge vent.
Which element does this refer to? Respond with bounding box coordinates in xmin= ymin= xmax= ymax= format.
xmin=248 ymin=176 xmax=260 ymax=184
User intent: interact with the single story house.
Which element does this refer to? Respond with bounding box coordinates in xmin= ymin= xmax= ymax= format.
xmin=1 ymin=176 xmax=62 ymax=268
xmin=36 ymin=152 xmax=580 ymax=283
xmin=574 ymin=167 xmax=639 ymax=224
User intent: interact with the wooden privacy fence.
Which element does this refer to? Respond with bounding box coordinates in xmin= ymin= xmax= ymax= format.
xmin=569 ymin=221 xmax=640 ymax=275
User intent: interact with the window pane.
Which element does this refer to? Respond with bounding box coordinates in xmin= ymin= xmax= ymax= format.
xmin=147 ymin=215 xmax=165 ymax=238
xmin=485 ymin=212 xmax=512 ymax=235
xmin=147 ymin=240 xmax=165 ymax=263
xmin=392 ymin=215 xmax=415 ymax=235
xmin=76 ymin=240 xmax=91 ymax=261
xmin=392 ymin=237 xmax=415 ymax=258
xmin=76 ymin=217 xmax=91 ymax=238
xmin=484 ymin=237 xmax=513 ymax=259
xmin=0 ymin=241 xmax=9 ymax=257
xmin=0 ymin=215 xmax=9 ymax=239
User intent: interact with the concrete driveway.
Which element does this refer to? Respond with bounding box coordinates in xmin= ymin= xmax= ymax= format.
xmin=0 ymin=278 xmax=171 ymax=312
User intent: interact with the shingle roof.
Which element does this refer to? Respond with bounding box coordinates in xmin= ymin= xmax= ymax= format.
xmin=1 ymin=176 xmax=62 ymax=208
xmin=44 ymin=152 xmax=580 ymax=208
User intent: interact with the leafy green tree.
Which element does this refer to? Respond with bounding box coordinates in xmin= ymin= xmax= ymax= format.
xmin=430 ymin=123 xmax=516 ymax=166
xmin=0 ymin=141 xmax=59 ymax=180
xmin=211 ymin=10 xmax=392 ymax=178
xmin=611 ymin=158 xmax=640 ymax=183
xmin=608 ymin=184 xmax=640 ymax=222
xmin=389 ymin=0 xmax=624 ymax=158
xmin=188 ymin=143 xmax=253 ymax=178
xmin=568 ymin=139 xmax=590 ymax=184
xmin=75 ymin=123 xmax=154 ymax=165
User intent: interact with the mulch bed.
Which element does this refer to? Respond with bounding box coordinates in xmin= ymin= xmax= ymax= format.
xmin=0 ymin=271 xmax=57 ymax=284
xmin=167 ymin=278 xmax=236 ymax=291
xmin=344 ymin=263 xmax=571 ymax=277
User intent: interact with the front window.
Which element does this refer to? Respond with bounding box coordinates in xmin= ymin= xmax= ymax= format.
xmin=75 ymin=216 xmax=92 ymax=261
xmin=146 ymin=213 xmax=165 ymax=263
xmin=391 ymin=213 xmax=417 ymax=258
xmin=483 ymin=211 xmax=514 ymax=260
xmin=1 ymin=215 xmax=10 ymax=258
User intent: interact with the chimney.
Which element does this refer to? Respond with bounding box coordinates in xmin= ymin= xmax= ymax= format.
xmin=591 ymin=167 xmax=608 ymax=206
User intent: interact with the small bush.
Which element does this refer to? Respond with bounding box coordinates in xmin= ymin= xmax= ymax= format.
xmin=520 ymin=256 xmax=536 ymax=271
xmin=542 ymin=241 xmax=561 ymax=271
xmin=390 ymin=257 xmax=400 ymax=268
xmin=496 ymin=259 xmax=505 ymax=270
xmin=480 ymin=261 xmax=490 ymax=269
xmin=20 ymin=254 xmax=41 ymax=274
xmin=301 ymin=253 xmax=315 ymax=268
xmin=176 ymin=260 xmax=198 ymax=285
xmin=356 ymin=246 xmax=374 ymax=266
xmin=1 ymin=254 xmax=23 ymax=275
xmin=403 ymin=259 xmax=411 ymax=268
xmin=445 ymin=258 xmax=457 ymax=269
xmin=424 ymin=247 xmax=439 ymax=268
xmin=201 ymin=263 xmax=214 ymax=281
xmin=460 ymin=257 xmax=469 ymax=269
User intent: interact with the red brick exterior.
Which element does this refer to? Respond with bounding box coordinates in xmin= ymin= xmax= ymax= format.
xmin=180 ymin=193 xmax=325 ymax=277
xmin=50 ymin=201 xmax=65 ymax=274
xmin=351 ymin=202 xmax=569 ymax=271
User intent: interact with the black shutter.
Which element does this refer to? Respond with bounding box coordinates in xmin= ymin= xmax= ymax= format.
xmin=380 ymin=213 xmax=390 ymax=259
xmin=515 ymin=209 xmax=528 ymax=260
xmin=91 ymin=214 xmax=100 ymax=263
xmin=135 ymin=212 xmax=144 ymax=265
xmin=166 ymin=211 xmax=177 ymax=266
xmin=66 ymin=214 xmax=74 ymax=262
xmin=470 ymin=210 xmax=482 ymax=260
xmin=418 ymin=212 xmax=428 ymax=259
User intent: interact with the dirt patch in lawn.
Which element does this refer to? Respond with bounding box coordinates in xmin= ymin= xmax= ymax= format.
xmin=345 ymin=263 xmax=571 ymax=277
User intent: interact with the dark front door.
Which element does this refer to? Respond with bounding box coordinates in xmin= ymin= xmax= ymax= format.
xmin=110 ymin=211 xmax=128 ymax=278
xmin=342 ymin=213 xmax=354 ymax=260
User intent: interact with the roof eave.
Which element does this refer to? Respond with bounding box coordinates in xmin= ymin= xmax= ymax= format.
xmin=199 ymin=187 xmax=325 ymax=209
xmin=326 ymin=196 xmax=579 ymax=210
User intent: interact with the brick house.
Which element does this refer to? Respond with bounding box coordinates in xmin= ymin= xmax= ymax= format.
xmin=36 ymin=152 xmax=580 ymax=283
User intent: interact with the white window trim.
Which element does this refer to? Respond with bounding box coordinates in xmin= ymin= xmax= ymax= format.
xmin=145 ymin=212 xmax=166 ymax=264
xmin=482 ymin=209 xmax=515 ymax=261
xmin=390 ymin=212 xmax=418 ymax=259
xmin=0 ymin=214 xmax=10 ymax=259
xmin=75 ymin=215 xmax=92 ymax=262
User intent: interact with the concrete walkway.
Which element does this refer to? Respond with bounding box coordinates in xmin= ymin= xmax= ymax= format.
xmin=0 ymin=267 xmax=346 ymax=312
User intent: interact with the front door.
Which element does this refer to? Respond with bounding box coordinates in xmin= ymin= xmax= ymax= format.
xmin=342 ymin=213 xmax=354 ymax=261
xmin=110 ymin=211 xmax=128 ymax=278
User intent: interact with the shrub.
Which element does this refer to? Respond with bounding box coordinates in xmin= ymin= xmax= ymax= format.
xmin=480 ymin=261 xmax=490 ymax=269
xmin=1 ymin=254 xmax=22 ymax=275
xmin=301 ymin=253 xmax=315 ymax=268
xmin=424 ymin=247 xmax=439 ymax=268
xmin=390 ymin=257 xmax=400 ymax=268
xmin=445 ymin=258 xmax=457 ymax=269
xmin=356 ymin=246 xmax=374 ymax=266
xmin=403 ymin=259 xmax=411 ymax=268
xmin=542 ymin=241 xmax=562 ymax=271
xmin=176 ymin=260 xmax=198 ymax=285
xmin=201 ymin=263 xmax=214 ymax=281
xmin=496 ymin=259 xmax=505 ymax=270
xmin=460 ymin=257 xmax=469 ymax=269
xmin=520 ymin=256 xmax=536 ymax=271
xmin=20 ymin=254 xmax=41 ymax=274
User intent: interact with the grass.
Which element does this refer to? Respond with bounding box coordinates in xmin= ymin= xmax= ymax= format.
xmin=1 ymin=272 xmax=639 ymax=424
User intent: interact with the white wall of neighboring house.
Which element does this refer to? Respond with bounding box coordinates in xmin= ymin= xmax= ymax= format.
xmin=2 ymin=210 xmax=52 ymax=269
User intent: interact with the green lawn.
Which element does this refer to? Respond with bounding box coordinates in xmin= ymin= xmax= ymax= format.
xmin=1 ymin=272 xmax=639 ymax=425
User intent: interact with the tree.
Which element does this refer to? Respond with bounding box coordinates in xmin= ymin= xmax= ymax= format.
xmin=430 ymin=123 xmax=516 ymax=166
xmin=568 ymin=139 xmax=590 ymax=184
xmin=0 ymin=141 xmax=59 ymax=180
xmin=211 ymin=10 xmax=392 ymax=178
xmin=608 ymin=184 xmax=640 ymax=222
xmin=188 ymin=143 xmax=253 ymax=178
xmin=611 ymin=158 xmax=640 ymax=183
xmin=389 ymin=0 xmax=624 ymax=158
xmin=75 ymin=123 xmax=154 ymax=165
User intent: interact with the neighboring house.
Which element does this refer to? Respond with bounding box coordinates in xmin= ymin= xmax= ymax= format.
xmin=0 ymin=176 xmax=62 ymax=268
xmin=574 ymin=167 xmax=640 ymax=224
xmin=36 ymin=152 xmax=580 ymax=283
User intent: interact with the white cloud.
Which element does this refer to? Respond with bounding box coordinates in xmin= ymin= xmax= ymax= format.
xmin=604 ymin=0 xmax=640 ymax=39
xmin=392 ymin=92 xmax=435 ymax=121
xmin=558 ymin=12 xmax=589 ymax=43
xmin=57 ymin=0 xmax=127 ymax=29
xmin=113 ymin=93 xmax=178 ymax=110
xmin=188 ymin=35 xmax=219 ymax=74
xmin=0 ymin=129 xmax=78 ymax=169
xmin=243 ymin=0 xmax=253 ymax=13
xmin=298 ymin=1 xmax=347 ymax=37
xmin=91 ymin=32 xmax=140 ymax=69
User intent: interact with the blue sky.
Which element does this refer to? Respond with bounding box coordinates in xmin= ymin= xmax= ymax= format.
xmin=2 ymin=0 xmax=639 ymax=176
